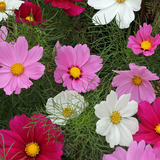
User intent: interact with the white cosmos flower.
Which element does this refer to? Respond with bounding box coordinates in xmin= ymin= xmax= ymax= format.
xmin=46 ymin=90 xmax=88 ymax=125
xmin=0 ymin=0 xmax=24 ymax=21
xmin=94 ymin=90 xmax=139 ymax=148
xmin=87 ymin=0 xmax=142 ymax=29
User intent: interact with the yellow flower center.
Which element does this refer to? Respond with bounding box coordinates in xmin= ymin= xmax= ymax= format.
xmin=116 ymin=0 xmax=125 ymax=2
xmin=155 ymin=124 xmax=160 ymax=134
xmin=141 ymin=40 xmax=151 ymax=50
xmin=10 ymin=63 xmax=24 ymax=76
xmin=25 ymin=16 xmax=34 ymax=22
xmin=25 ymin=142 xmax=40 ymax=157
xmin=69 ymin=67 xmax=81 ymax=79
xmin=0 ymin=1 xmax=6 ymax=12
xmin=63 ymin=107 xmax=73 ymax=117
xmin=110 ymin=112 xmax=121 ymax=124
xmin=132 ymin=76 xmax=142 ymax=86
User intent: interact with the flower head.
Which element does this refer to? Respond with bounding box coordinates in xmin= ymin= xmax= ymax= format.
xmin=0 ymin=0 xmax=24 ymax=21
xmin=46 ymin=90 xmax=88 ymax=125
xmin=44 ymin=0 xmax=85 ymax=16
xmin=127 ymin=23 xmax=160 ymax=56
xmin=112 ymin=63 xmax=159 ymax=103
xmin=95 ymin=90 xmax=139 ymax=148
xmin=54 ymin=44 xmax=103 ymax=93
xmin=133 ymin=97 xmax=160 ymax=149
xmin=103 ymin=140 xmax=157 ymax=160
xmin=0 ymin=114 xmax=64 ymax=159
xmin=0 ymin=26 xmax=7 ymax=42
xmin=87 ymin=0 xmax=142 ymax=29
xmin=14 ymin=2 xmax=47 ymax=26
xmin=0 ymin=36 xmax=45 ymax=95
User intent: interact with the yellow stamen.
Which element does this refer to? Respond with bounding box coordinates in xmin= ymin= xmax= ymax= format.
xmin=110 ymin=112 xmax=121 ymax=124
xmin=0 ymin=1 xmax=6 ymax=12
xmin=132 ymin=76 xmax=142 ymax=86
xmin=25 ymin=16 xmax=34 ymax=22
xmin=10 ymin=63 xmax=24 ymax=76
xmin=141 ymin=40 xmax=151 ymax=50
xmin=63 ymin=107 xmax=73 ymax=117
xmin=69 ymin=67 xmax=81 ymax=79
xmin=155 ymin=124 xmax=160 ymax=134
xmin=25 ymin=142 xmax=40 ymax=157
xmin=116 ymin=0 xmax=125 ymax=2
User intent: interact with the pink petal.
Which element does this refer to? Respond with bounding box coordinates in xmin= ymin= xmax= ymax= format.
xmin=112 ymin=147 xmax=126 ymax=159
xmin=14 ymin=36 xmax=28 ymax=64
xmin=53 ymin=40 xmax=61 ymax=55
xmin=0 ymin=26 xmax=8 ymax=41
xmin=127 ymin=35 xmax=140 ymax=48
xmin=143 ymin=48 xmax=154 ymax=56
xmin=44 ymin=0 xmax=52 ymax=4
xmin=103 ymin=155 xmax=117 ymax=160
xmin=141 ymin=69 xmax=159 ymax=81
xmin=152 ymin=98 xmax=160 ymax=121
xmin=17 ymin=74 xmax=33 ymax=89
xmin=129 ymin=85 xmax=141 ymax=103
xmin=74 ymin=44 xmax=90 ymax=68
xmin=139 ymin=80 xmax=156 ymax=103
xmin=23 ymin=45 xmax=43 ymax=67
xmin=24 ymin=62 xmax=45 ymax=80
xmin=54 ymin=67 xmax=67 ymax=83
xmin=51 ymin=0 xmax=71 ymax=9
xmin=62 ymin=73 xmax=74 ymax=90
xmin=0 ymin=70 xmax=12 ymax=88
xmin=137 ymin=101 xmax=159 ymax=129
xmin=136 ymin=30 xmax=143 ymax=43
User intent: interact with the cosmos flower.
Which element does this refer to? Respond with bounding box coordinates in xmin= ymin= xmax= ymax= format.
xmin=0 ymin=114 xmax=64 ymax=159
xmin=112 ymin=63 xmax=159 ymax=103
xmin=0 ymin=0 xmax=24 ymax=21
xmin=87 ymin=0 xmax=142 ymax=29
xmin=133 ymin=97 xmax=160 ymax=148
xmin=95 ymin=90 xmax=139 ymax=148
xmin=103 ymin=140 xmax=157 ymax=160
xmin=14 ymin=1 xmax=47 ymax=26
xmin=127 ymin=23 xmax=160 ymax=56
xmin=0 ymin=26 xmax=8 ymax=42
xmin=44 ymin=0 xmax=85 ymax=16
xmin=46 ymin=90 xmax=88 ymax=125
xmin=53 ymin=40 xmax=61 ymax=55
xmin=0 ymin=36 xmax=45 ymax=95
xmin=54 ymin=44 xmax=103 ymax=93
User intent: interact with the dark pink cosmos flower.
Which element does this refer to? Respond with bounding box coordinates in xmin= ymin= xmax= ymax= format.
xmin=14 ymin=2 xmax=47 ymax=26
xmin=133 ymin=97 xmax=160 ymax=148
xmin=0 ymin=114 xmax=64 ymax=159
xmin=44 ymin=0 xmax=85 ymax=16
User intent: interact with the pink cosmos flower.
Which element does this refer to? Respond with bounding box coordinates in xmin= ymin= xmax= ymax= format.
xmin=112 ymin=63 xmax=159 ymax=103
xmin=53 ymin=40 xmax=61 ymax=55
xmin=0 ymin=26 xmax=8 ymax=42
xmin=0 ymin=36 xmax=45 ymax=95
xmin=14 ymin=2 xmax=48 ymax=26
xmin=44 ymin=0 xmax=85 ymax=16
xmin=0 ymin=114 xmax=64 ymax=159
xmin=127 ymin=23 xmax=160 ymax=56
xmin=133 ymin=98 xmax=160 ymax=148
xmin=103 ymin=140 xmax=157 ymax=160
xmin=54 ymin=44 xmax=103 ymax=93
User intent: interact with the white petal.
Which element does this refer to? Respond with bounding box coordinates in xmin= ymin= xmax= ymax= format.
xmin=92 ymin=3 xmax=120 ymax=25
xmin=94 ymin=101 xmax=112 ymax=118
xmin=120 ymin=100 xmax=138 ymax=117
xmin=88 ymin=0 xmax=116 ymax=10
xmin=46 ymin=98 xmax=54 ymax=113
xmin=115 ymin=93 xmax=131 ymax=112
xmin=117 ymin=122 xmax=133 ymax=146
xmin=106 ymin=90 xmax=118 ymax=110
xmin=120 ymin=117 xmax=139 ymax=134
xmin=116 ymin=3 xmax=135 ymax=29
xmin=48 ymin=115 xmax=67 ymax=126
xmin=126 ymin=0 xmax=142 ymax=11
xmin=105 ymin=124 xmax=120 ymax=148
xmin=96 ymin=117 xmax=112 ymax=136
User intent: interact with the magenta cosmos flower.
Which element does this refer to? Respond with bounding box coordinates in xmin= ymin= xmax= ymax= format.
xmin=133 ymin=97 xmax=160 ymax=148
xmin=44 ymin=0 xmax=85 ymax=16
xmin=54 ymin=44 xmax=103 ymax=93
xmin=103 ymin=140 xmax=157 ymax=160
xmin=0 ymin=114 xmax=64 ymax=159
xmin=112 ymin=63 xmax=159 ymax=103
xmin=0 ymin=36 xmax=45 ymax=95
xmin=14 ymin=2 xmax=47 ymax=26
xmin=127 ymin=23 xmax=160 ymax=56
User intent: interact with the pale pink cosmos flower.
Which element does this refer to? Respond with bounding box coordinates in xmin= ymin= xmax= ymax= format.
xmin=103 ymin=140 xmax=158 ymax=160
xmin=0 ymin=36 xmax=45 ymax=95
xmin=0 ymin=26 xmax=8 ymax=42
xmin=127 ymin=23 xmax=160 ymax=56
xmin=53 ymin=40 xmax=61 ymax=55
xmin=54 ymin=44 xmax=103 ymax=93
xmin=112 ymin=63 xmax=159 ymax=103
